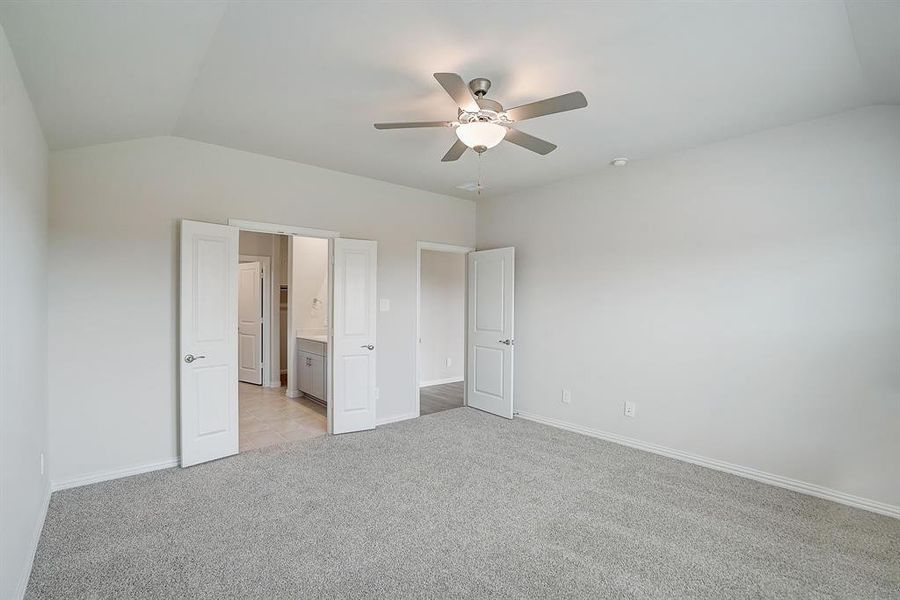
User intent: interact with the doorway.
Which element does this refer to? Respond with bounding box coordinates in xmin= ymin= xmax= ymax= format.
xmin=236 ymin=230 xmax=332 ymax=451
xmin=416 ymin=242 xmax=473 ymax=417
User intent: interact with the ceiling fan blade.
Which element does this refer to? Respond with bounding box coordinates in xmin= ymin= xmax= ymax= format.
xmin=505 ymin=91 xmax=587 ymax=122
xmin=374 ymin=121 xmax=453 ymax=129
xmin=441 ymin=139 xmax=468 ymax=162
xmin=504 ymin=128 xmax=557 ymax=155
xmin=434 ymin=73 xmax=480 ymax=113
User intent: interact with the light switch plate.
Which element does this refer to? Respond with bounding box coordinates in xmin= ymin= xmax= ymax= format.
xmin=379 ymin=299 xmax=390 ymax=312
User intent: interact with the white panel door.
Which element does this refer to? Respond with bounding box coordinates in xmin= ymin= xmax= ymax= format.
xmin=467 ymin=247 xmax=515 ymax=419
xmin=180 ymin=220 xmax=239 ymax=467
xmin=332 ymin=238 xmax=377 ymax=434
xmin=237 ymin=261 xmax=262 ymax=385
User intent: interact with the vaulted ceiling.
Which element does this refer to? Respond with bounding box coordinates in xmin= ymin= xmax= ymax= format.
xmin=1 ymin=1 xmax=898 ymax=199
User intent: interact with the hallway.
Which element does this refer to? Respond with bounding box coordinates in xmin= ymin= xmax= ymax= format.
xmin=419 ymin=381 xmax=464 ymax=416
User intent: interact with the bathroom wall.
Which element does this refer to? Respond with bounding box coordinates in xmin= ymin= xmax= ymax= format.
xmin=291 ymin=236 xmax=329 ymax=335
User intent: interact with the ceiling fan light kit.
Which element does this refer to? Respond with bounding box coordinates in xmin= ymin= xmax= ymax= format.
xmin=456 ymin=122 xmax=506 ymax=153
xmin=374 ymin=73 xmax=588 ymax=162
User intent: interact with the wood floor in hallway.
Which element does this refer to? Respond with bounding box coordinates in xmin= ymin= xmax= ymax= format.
xmin=419 ymin=380 xmax=464 ymax=416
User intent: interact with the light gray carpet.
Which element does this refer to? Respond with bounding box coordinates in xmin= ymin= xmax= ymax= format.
xmin=27 ymin=408 xmax=900 ymax=599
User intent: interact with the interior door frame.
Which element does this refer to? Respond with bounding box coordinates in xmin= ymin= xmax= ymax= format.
xmin=228 ymin=218 xmax=341 ymax=406
xmin=230 ymin=219 xmax=340 ymax=435
xmin=415 ymin=241 xmax=475 ymax=417
xmin=238 ymin=254 xmax=271 ymax=387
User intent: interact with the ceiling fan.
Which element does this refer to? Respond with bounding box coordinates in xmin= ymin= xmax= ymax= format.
xmin=374 ymin=73 xmax=587 ymax=162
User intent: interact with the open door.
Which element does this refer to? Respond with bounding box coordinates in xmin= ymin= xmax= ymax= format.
xmin=180 ymin=220 xmax=239 ymax=467
xmin=467 ymin=247 xmax=515 ymax=419
xmin=237 ymin=261 xmax=263 ymax=384
xmin=331 ymin=238 xmax=377 ymax=434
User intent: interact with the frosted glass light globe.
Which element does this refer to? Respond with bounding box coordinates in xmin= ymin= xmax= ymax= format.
xmin=455 ymin=122 xmax=506 ymax=151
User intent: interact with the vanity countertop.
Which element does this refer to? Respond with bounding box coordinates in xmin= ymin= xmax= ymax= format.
xmin=297 ymin=334 xmax=327 ymax=343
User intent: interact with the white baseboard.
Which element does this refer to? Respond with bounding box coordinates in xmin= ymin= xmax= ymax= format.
xmin=516 ymin=411 xmax=899 ymax=519
xmin=419 ymin=377 xmax=464 ymax=388
xmin=376 ymin=411 xmax=418 ymax=426
xmin=285 ymin=389 xmax=300 ymax=398
xmin=50 ymin=458 xmax=179 ymax=492
xmin=14 ymin=483 xmax=50 ymax=600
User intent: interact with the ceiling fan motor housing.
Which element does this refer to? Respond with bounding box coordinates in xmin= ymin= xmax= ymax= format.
xmin=458 ymin=97 xmax=506 ymax=124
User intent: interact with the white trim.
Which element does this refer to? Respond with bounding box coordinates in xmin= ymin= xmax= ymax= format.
xmin=325 ymin=238 xmax=335 ymax=433
xmin=51 ymin=458 xmax=179 ymax=492
xmin=286 ymin=388 xmax=301 ymax=398
xmin=239 ymin=255 xmax=272 ymax=387
xmin=418 ymin=241 xmax=474 ymax=254
xmin=416 ymin=241 xmax=473 ymax=418
xmin=375 ymin=412 xmax=418 ymax=426
xmin=14 ymin=483 xmax=50 ymax=600
xmin=420 ymin=377 xmax=464 ymax=387
xmin=228 ymin=219 xmax=339 ymax=239
xmin=516 ymin=411 xmax=900 ymax=519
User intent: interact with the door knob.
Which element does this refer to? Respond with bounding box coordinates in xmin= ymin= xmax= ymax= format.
xmin=184 ymin=354 xmax=206 ymax=363
xmin=498 ymin=339 xmax=513 ymax=346
xmin=360 ymin=344 xmax=375 ymax=350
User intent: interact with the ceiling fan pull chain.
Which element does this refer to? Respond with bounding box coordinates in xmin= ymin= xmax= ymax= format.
xmin=477 ymin=152 xmax=483 ymax=195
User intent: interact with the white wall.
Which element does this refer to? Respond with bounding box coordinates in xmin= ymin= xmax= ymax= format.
xmin=477 ymin=106 xmax=900 ymax=508
xmin=0 ymin=24 xmax=49 ymax=600
xmin=291 ymin=236 xmax=328 ymax=335
xmin=47 ymin=136 xmax=475 ymax=485
xmin=239 ymin=230 xmax=275 ymax=258
xmin=419 ymin=250 xmax=465 ymax=385
xmin=287 ymin=235 xmax=329 ymax=395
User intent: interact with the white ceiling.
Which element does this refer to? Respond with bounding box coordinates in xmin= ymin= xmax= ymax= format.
xmin=1 ymin=1 xmax=897 ymax=199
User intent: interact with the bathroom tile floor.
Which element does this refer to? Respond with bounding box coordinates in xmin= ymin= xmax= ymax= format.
xmin=238 ymin=383 xmax=326 ymax=451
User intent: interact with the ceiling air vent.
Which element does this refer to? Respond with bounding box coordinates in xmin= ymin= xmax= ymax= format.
xmin=456 ymin=182 xmax=482 ymax=193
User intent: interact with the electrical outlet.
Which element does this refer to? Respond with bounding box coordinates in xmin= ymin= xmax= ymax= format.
xmin=624 ymin=401 xmax=636 ymax=418
xmin=379 ymin=299 xmax=390 ymax=312
xmin=445 ymin=358 xmax=452 ymax=368
xmin=40 ymin=453 xmax=45 ymax=475
xmin=561 ymin=388 xmax=572 ymax=404
xmin=375 ymin=387 xmax=380 ymax=400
